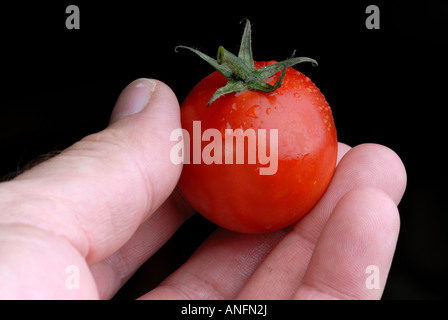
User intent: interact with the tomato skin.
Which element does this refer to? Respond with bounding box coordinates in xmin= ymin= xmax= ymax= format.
xmin=179 ymin=61 xmax=337 ymax=233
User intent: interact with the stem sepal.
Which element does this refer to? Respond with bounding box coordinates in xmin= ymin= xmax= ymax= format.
xmin=176 ymin=19 xmax=317 ymax=107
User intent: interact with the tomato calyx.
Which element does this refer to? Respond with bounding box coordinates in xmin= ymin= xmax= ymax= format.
xmin=176 ymin=19 xmax=318 ymax=107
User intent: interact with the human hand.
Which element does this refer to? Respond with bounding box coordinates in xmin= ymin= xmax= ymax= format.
xmin=0 ymin=78 xmax=406 ymax=299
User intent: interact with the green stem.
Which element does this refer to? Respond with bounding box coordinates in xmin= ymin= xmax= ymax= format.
xmin=217 ymin=46 xmax=253 ymax=81
xmin=176 ymin=19 xmax=317 ymax=107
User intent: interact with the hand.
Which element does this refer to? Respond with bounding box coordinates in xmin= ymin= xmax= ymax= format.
xmin=0 ymin=78 xmax=406 ymax=299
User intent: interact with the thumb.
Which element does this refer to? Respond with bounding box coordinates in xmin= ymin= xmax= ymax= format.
xmin=108 ymin=78 xmax=183 ymax=215
xmin=3 ymin=78 xmax=183 ymax=264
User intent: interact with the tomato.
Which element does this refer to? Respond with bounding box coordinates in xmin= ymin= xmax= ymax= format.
xmin=176 ymin=20 xmax=337 ymax=233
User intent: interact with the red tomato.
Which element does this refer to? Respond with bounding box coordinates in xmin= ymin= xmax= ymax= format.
xmin=178 ymin=61 xmax=337 ymax=233
xmin=177 ymin=20 xmax=337 ymax=233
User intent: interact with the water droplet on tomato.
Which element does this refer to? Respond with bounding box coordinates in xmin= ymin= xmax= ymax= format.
xmin=266 ymin=108 xmax=271 ymax=115
xmin=246 ymin=105 xmax=260 ymax=118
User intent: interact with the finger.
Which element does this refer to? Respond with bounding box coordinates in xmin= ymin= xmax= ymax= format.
xmin=140 ymin=228 xmax=286 ymax=300
xmin=294 ymin=187 xmax=400 ymax=300
xmin=336 ymin=142 xmax=351 ymax=165
xmin=0 ymin=79 xmax=183 ymax=265
xmin=295 ymin=143 xmax=406 ymax=241
xmin=91 ymin=188 xmax=194 ymax=299
xmin=0 ymin=224 xmax=98 ymax=299
xmin=237 ymin=143 xmax=407 ymax=299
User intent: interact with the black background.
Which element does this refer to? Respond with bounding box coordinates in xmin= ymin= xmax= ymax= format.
xmin=1 ymin=1 xmax=447 ymax=299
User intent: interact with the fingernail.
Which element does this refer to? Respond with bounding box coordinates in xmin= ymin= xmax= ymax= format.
xmin=110 ymin=78 xmax=157 ymax=123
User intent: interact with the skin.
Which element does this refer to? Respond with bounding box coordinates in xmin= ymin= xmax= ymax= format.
xmin=0 ymin=78 xmax=406 ymax=299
